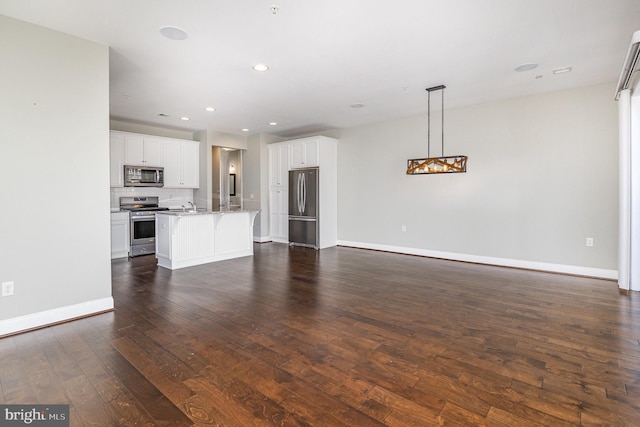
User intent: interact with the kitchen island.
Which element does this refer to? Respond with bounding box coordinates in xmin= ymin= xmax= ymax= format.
xmin=155 ymin=210 xmax=259 ymax=270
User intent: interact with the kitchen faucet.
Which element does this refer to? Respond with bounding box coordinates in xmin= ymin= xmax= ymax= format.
xmin=188 ymin=201 xmax=196 ymax=211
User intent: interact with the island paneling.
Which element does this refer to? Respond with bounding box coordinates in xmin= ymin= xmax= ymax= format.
xmin=155 ymin=210 xmax=258 ymax=270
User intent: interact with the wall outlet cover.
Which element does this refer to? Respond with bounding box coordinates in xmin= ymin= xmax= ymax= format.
xmin=2 ymin=281 xmax=15 ymax=297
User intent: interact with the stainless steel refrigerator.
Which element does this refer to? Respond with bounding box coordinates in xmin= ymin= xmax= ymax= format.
xmin=289 ymin=168 xmax=319 ymax=248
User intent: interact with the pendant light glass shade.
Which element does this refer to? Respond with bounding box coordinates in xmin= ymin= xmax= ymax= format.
xmin=406 ymin=85 xmax=468 ymax=175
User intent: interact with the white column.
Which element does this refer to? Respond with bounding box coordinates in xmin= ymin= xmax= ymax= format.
xmin=619 ymin=89 xmax=631 ymax=290
xmin=630 ymin=92 xmax=640 ymax=291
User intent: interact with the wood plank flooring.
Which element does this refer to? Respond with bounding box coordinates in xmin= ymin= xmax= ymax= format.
xmin=1 ymin=243 xmax=639 ymax=426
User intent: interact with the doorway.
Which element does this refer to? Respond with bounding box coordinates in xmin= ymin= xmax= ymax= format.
xmin=212 ymin=146 xmax=243 ymax=211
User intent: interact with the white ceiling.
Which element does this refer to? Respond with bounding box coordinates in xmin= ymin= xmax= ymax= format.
xmin=1 ymin=0 xmax=639 ymax=138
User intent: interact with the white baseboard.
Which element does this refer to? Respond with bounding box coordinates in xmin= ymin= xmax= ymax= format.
xmin=337 ymin=240 xmax=618 ymax=280
xmin=269 ymin=237 xmax=289 ymax=244
xmin=0 ymin=297 xmax=114 ymax=337
xmin=253 ymin=235 xmax=272 ymax=243
xmin=111 ymin=251 xmax=128 ymax=259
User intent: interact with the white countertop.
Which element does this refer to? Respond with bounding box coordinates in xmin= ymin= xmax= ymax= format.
xmin=157 ymin=209 xmax=259 ymax=217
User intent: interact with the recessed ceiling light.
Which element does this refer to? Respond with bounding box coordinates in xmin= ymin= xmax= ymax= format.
xmin=180 ymin=116 xmax=190 ymax=121
xmin=269 ymin=122 xmax=277 ymax=126
xmin=552 ymin=66 xmax=573 ymax=75
xmin=350 ymin=103 xmax=365 ymax=109
xmin=205 ymin=106 xmax=216 ymax=112
xmin=253 ymin=64 xmax=269 ymax=72
xmin=159 ymin=26 xmax=188 ymax=40
xmin=514 ymin=63 xmax=538 ymax=72
xmin=242 ymin=128 xmax=249 ymax=132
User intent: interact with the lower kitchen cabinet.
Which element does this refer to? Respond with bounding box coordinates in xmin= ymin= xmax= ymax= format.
xmin=110 ymin=211 xmax=130 ymax=259
xmin=269 ymin=187 xmax=288 ymax=243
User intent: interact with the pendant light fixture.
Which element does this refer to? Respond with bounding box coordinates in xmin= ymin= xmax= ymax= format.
xmin=406 ymin=85 xmax=467 ymax=175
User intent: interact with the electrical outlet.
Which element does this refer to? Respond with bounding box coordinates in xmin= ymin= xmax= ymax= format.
xmin=401 ymin=225 xmax=407 ymax=232
xmin=586 ymin=237 xmax=594 ymax=247
xmin=2 ymin=281 xmax=15 ymax=297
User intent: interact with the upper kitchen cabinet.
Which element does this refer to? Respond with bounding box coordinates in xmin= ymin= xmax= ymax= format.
xmin=290 ymin=137 xmax=319 ymax=169
xmin=109 ymin=133 xmax=125 ymax=187
xmin=269 ymin=143 xmax=290 ymax=187
xmin=109 ymin=131 xmax=199 ymax=189
xmin=124 ymin=134 xmax=164 ymax=166
xmin=163 ymin=140 xmax=200 ymax=188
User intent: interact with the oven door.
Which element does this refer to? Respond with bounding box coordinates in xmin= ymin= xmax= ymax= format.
xmin=130 ymin=213 xmax=156 ymax=245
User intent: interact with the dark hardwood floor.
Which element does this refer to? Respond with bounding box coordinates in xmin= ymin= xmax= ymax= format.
xmin=1 ymin=243 xmax=639 ymax=426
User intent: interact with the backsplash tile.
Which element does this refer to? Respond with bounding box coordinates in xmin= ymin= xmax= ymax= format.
xmin=111 ymin=187 xmax=194 ymax=210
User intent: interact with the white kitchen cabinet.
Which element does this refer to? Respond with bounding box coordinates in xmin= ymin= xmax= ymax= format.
xmin=269 ymin=187 xmax=289 ymax=243
xmin=142 ymin=137 xmax=165 ymax=166
xmin=267 ymin=136 xmax=337 ymax=247
xmin=110 ymin=211 xmax=130 ymax=259
xmin=109 ymin=133 xmax=125 ymax=187
xmin=290 ymin=138 xmax=319 ymax=169
xmin=110 ymin=130 xmax=199 ymax=188
xmin=268 ymin=143 xmax=290 ymax=242
xmin=163 ymin=140 xmax=200 ymax=188
xmin=124 ymin=134 xmax=164 ymax=166
xmin=269 ymin=143 xmax=290 ymax=186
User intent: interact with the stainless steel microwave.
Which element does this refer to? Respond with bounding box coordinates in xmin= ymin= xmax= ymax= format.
xmin=124 ymin=165 xmax=164 ymax=187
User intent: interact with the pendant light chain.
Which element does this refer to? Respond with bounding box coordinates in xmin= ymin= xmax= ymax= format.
xmin=427 ymin=89 xmax=431 ymax=158
xmin=426 ymin=87 xmax=445 ymax=157
xmin=441 ymin=88 xmax=445 ymax=157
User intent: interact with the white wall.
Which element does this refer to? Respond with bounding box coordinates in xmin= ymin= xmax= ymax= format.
xmin=334 ymin=83 xmax=618 ymax=277
xmin=193 ymin=130 xmax=210 ymax=209
xmin=207 ymin=130 xmax=248 ymax=150
xmin=110 ymin=119 xmax=195 ymax=140
xmin=0 ymin=15 xmax=112 ymax=334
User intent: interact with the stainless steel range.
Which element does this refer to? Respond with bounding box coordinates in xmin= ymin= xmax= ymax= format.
xmin=119 ymin=196 xmax=169 ymax=257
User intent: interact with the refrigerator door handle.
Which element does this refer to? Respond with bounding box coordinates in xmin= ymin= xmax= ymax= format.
xmin=297 ymin=173 xmax=303 ymax=214
xmin=301 ymin=172 xmax=306 ymax=214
